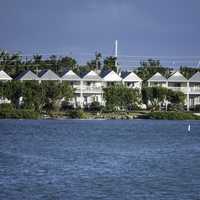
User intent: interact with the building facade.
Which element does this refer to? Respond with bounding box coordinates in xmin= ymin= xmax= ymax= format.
xmin=148 ymin=71 xmax=200 ymax=110
xmin=0 ymin=69 xmax=200 ymax=110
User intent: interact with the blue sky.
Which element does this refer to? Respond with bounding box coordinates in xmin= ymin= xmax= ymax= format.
xmin=0 ymin=0 xmax=200 ymax=67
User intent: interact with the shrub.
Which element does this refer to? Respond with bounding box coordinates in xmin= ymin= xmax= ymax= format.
xmin=67 ymin=109 xmax=86 ymax=119
xmin=88 ymin=101 xmax=103 ymax=112
xmin=16 ymin=109 xmax=40 ymax=119
xmin=60 ymin=101 xmax=74 ymax=111
xmin=0 ymin=103 xmax=14 ymax=111
xmin=0 ymin=108 xmax=39 ymax=119
xmin=194 ymin=105 xmax=200 ymax=112
xmin=147 ymin=112 xmax=200 ymax=120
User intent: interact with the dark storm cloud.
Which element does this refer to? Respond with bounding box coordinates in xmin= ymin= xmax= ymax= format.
xmin=0 ymin=0 xmax=200 ymax=65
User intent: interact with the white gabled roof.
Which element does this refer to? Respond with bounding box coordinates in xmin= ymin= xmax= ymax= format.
xmin=102 ymin=70 xmax=122 ymax=82
xmin=61 ymin=70 xmax=80 ymax=81
xmin=38 ymin=69 xmax=60 ymax=81
xmin=122 ymin=72 xmax=142 ymax=82
xmin=15 ymin=70 xmax=39 ymax=80
xmin=168 ymin=71 xmax=187 ymax=82
xmin=148 ymin=72 xmax=167 ymax=82
xmin=189 ymin=71 xmax=200 ymax=82
xmin=0 ymin=70 xmax=12 ymax=80
xmin=82 ymin=70 xmax=102 ymax=81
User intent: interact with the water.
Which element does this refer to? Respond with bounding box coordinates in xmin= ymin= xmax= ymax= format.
xmin=0 ymin=119 xmax=200 ymax=200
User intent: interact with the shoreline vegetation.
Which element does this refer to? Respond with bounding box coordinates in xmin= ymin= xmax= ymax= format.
xmin=0 ymin=107 xmax=200 ymax=120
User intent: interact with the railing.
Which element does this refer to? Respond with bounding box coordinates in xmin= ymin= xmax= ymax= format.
xmin=74 ymin=86 xmax=103 ymax=93
xmin=169 ymin=87 xmax=200 ymax=93
xmin=72 ymin=85 xmax=80 ymax=89
xmin=150 ymin=83 xmax=167 ymax=87
xmin=189 ymin=87 xmax=200 ymax=93
xmin=168 ymin=87 xmax=188 ymax=93
xmin=126 ymin=85 xmax=141 ymax=89
xmin=82 ymin=86 xmax=102 ymax=93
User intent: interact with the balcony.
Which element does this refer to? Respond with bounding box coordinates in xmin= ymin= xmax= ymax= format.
xmin=189 ymin=87 xmax=200 ymax=94
xmin=74 ymin=86 xmax=103 ymax=94
xmin=82 ymin=86 xmax=102 ymax=93
xmin=149 ymin=83 xmax=167 ymax=87
xmin=168 ymin=87 xmax=188 ymax=93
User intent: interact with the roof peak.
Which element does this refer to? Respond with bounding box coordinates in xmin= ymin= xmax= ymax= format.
xmin=168 ymin=71 xmax=187 ymax=82
xmin=148 ymin=72 xmax=167 ymax=82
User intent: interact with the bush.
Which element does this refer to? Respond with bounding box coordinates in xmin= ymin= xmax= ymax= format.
xmin=0 ymin=108 xmax=39 ymax=119
xmin=167 ymin=104 xmax=184 ymax=111
xmin=194 ymin=105 xmax=200 ymax=112
xmin=67 ymin=110 xmax=86 ymax=119
xmin=0 ymin=103 xmax=14 ymax=111
xmin=147 ymin=112 xmax=200 ymax=120
xmin=16 ymin=110 xmax=40 ymax=119
xmin=60 ymin=101 xmax=74 ymax=111
xmin=87 ymin=101 xmax=103 ymax=112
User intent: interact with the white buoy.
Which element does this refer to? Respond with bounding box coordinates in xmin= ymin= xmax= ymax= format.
xmin=188 ymin=124 xmax=191 ymax=132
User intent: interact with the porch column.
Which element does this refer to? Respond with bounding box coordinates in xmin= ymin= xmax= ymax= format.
xmin=165 ymin=81 xmax=168 ymax=111
xmin=187 ymin=82 xmax=190 ymax=111
xmin=80 ymin=80 xmax=84 ymax=108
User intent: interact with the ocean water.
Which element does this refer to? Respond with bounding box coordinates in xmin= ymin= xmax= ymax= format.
xmin=0 ymin=119 xmax=200 ymax=200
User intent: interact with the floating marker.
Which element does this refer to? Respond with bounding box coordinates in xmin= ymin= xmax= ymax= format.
xmin=188 ymin=124 xmax=191 ymax=132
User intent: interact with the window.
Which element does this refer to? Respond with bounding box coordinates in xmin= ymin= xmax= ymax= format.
xmin=86 ymin=82 xmax=91 ymax=86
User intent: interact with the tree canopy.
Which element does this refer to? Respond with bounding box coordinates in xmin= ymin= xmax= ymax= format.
xmin=103 ymin=85 xmax=141 ymax=111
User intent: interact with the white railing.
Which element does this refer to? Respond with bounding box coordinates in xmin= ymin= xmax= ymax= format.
xmin=73 ymin=85 xmax=80 ymax=89
xmin=82 ymin=86 xmax=102 ymax=93
xmin=189 ymin=87 xmax=200 ymax=93
xmin=74 ymin=86 xmax=103 ymax=93
xmin=168 ymin=87 xmax=188 ymax=93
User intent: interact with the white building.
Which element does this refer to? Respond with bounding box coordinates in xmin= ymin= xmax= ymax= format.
xmin=61 ymin=70 xmax=81 ymax=107
xmin=101 ymin=70 xmax=122 ymax=87
xmin=122 ymin=72 xmax=142 ymax=89
xmin=148 ymin=71 xmax=200 ymax=110
xmin=38 ymin=69 xmax=60 ymax=81
xmin=0 ymin=70 xmax=12 ymax=81
xmin=148 ymin=72 xmax=167 ymax=87
xmin=61 ymin=70 xmax=81 ymax=90
xmin=188 ymin=72 xmax=200 ymax=109
xmin=167 ymin=71 xmax=188 ymax=93
xmin=2 ymin=68 xmax=200 ymax=110
xmin=81 ymin=70 xmax=103 ymax=107
xmin=0 ymin=70 xmax=12 ymax=104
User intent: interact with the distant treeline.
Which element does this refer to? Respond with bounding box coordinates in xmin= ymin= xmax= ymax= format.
xmin=0 ymin=51 xmax=117 ymax=78
xmin=0 ymin=51 xmax=200 ymax=84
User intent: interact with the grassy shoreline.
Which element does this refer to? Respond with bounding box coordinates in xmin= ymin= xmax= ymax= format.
xmin=0 ymin=109 xmax=200 ymax=120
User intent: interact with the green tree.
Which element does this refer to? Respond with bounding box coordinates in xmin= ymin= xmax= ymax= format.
xmin=136 ymin=59 xmax=172 ymax=86
xmin=142 ymin=87 xmax=169 ymax=110
xmin=4 ymin=81 xmax=24 ymax=108
xmin=167 ymin=90 xmax=186 ymax=110
xmin=86 ymin=52 xmax=102 ymax=71
xmin=103 ymin=85 xmax=141 ymax=111
xmin=180 ymin=66 xmax=200 ymax=79
xmin=59 ymin=56 xmax=77 ymax=71
xmin=41 ymin=81 xmax=74 ymax=112
xmin=22 ymin=81 xmax=43 ymax=111
xmin=103 ymin=56 xmax=117 ymax=72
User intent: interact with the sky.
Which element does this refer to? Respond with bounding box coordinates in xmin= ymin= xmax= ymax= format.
xmin=0 ymin=0 xmax=200 ymax=68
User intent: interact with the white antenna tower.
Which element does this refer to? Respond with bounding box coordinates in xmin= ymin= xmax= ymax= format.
xmin=114 ymin=40 xmax=118 ymax=71
xmin=172 ymin=61 xmax=176 ymax=69
xmin=197 ymin=60 xmax=200 ymax=68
